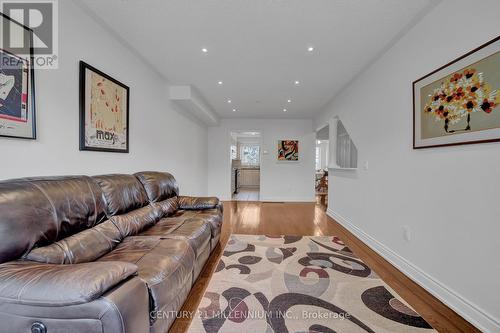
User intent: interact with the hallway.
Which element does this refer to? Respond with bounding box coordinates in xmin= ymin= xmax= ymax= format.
xmin=169 ymin=202 xmax=477 ymax=333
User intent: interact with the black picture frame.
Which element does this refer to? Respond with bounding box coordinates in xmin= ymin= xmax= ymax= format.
xmin=0 ymin=12 xmax=36 ymax=140
xmin=413 ymin=36 xmax=500 ymax=149
xmin=79 ymin=61 xmax=130 ymax=153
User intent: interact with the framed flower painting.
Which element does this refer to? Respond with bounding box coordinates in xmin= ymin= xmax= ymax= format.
xmin=79 ymin=61 xmax=129 ymax=153
xmin=278 ymin=140 xmax=299 ymax=161
xmin=413 ymin=36 xmax=500 ymax=149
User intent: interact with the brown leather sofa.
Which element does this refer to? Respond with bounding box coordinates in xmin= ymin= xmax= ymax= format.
xmin=0 ymin=171 xmax=222 ymax=333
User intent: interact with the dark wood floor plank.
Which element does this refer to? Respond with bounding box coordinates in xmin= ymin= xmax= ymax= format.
xmin=168 ymin=202 xmax=480 ymax=333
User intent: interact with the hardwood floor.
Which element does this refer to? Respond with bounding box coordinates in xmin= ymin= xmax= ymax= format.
xmin=231 ymin=187 xmax=260 ymax=201
xmin=168 ymin=201 xmax=480 ymax=333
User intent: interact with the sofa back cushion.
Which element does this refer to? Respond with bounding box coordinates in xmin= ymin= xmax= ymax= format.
xmin=0 ymin=176 xmax=106 ymax=264
xmin=152 ymin=197 xmax=179 ymax=217
xmin=25 ymin=220 xmax=122 ymax=264
xmin=110 ymin=205 xmax=161 ymax=238
xmin=93 ymin=174 xmax=149 ymax=217
xmin=134 ymin=171 xmax=179 ymax=203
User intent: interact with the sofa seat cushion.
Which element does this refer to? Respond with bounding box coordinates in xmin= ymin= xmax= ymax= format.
xmin=97 ymin=237 xmax=194 ymax=314
xmin=140 ymin=218 xmax=211 ymax=259
xmin=137 ymin=216 xmax=185 ymax=237
xmin=195 ymin=208 xmax=223 ymax=233
xmin=173 ymin=209 xmax=222 ymax=242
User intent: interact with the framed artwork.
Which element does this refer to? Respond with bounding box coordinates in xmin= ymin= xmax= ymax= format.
xmin=0 ymin=13 xmax=36 ymax=139
xmin=413 ymin=36 xmax=500 ymax=149
xmin=278 ymin=140 xmax=299 ymax=161
xmin=79 ymin=61 xmax=129 ymax=153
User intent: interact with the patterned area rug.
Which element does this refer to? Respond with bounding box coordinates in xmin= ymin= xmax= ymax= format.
xmin=189 ymin=235 xmax=436 ymax=333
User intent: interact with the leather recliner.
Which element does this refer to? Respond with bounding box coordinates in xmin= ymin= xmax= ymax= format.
xmin=0 ymin=171 xmax=223 ymax=333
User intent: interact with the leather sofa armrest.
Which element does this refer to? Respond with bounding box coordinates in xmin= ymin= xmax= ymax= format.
xmin=178 ymin=196 xmax=220 ymax=210
xmin=0 ymin=260 xmax=137 ymax=306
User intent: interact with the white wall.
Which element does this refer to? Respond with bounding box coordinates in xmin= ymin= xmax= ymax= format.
xmin=315 ymin=0 xmax=500 ymax=331
xmin=208 ymin=119 xmax=315 ymax=201
xmin=0 ymin=0 xmax=208 ymax=196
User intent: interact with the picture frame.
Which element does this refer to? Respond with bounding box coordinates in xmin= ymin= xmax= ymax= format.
xmin=277 ymin=140 xmax=299 ymax=161
xmin=79 ymin=61 xmax=129 ymax=153
xmin=0 ymin=12 xmax=36 ymax=140
xmin=413 ymin=36 xmax=500 ymax=149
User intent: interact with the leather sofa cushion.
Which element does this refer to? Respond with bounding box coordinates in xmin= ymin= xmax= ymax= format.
xmin=0 ymin=176 xmax=107 ymax=264
xmin=152 ymin=197 xmax=179 ymax=217
xmin=178 ymin=196 xmax=219 ymax=210
xmin=26 ymin=220 xmax=122 ymax=264
xmin=98 ymin=237 xmax=194 ymax=314
xmin=166 ymin=218 xmax=211 ymax=258
xmin=93 ymin=174 xmax=149 ymax=216
xmin=134 ymin=171 xmax=179 ymax=203
xmin=139 ymin=217 xmax=211 ymax=258
xmin=138 ymin=216 xmax=185 ymax=236
xmin=173 ymin=208 xmax=223 ymax=240
xmin=110 ymin=205 xmax=161 ymax=238
xmin=0 ymin=260 xmax=137 ymax=306
xmin=193 ymin=208 xmax=223 ymax=232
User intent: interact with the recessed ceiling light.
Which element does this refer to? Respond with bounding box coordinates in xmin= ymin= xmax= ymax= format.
xmin=294 ymin=80 xmax=300 ymax=85
xmin=307 ymin=46 xmax=314 ymax=52
xmin=283 ymin=108 xmax=287 ymax=112
xmin=201 ymin=48 xmax=208 ymax=53
xmin=287 ymin=99 xmax=292 ymax=103
xmin=218 ymin=81 xmax=223 ymax=85
xmin=227 ymin=99 xmax=232 ymax=104
xmin=232 ymin=108 xmax=237 ymax=112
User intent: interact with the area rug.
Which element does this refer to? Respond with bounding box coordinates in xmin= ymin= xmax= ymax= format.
xmin=189 ymin=235 xmax=436 ymax=333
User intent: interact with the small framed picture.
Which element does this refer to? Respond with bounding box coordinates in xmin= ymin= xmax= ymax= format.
xmin=413 ymin=36 xmax=500 ymax=149
xmin=79 ymin=61 xmax=129 ymax=153
xmin=277 ymin=140 xmax=299 ymax=161
xmin=0 ymin=13 xmax=36 ymax=140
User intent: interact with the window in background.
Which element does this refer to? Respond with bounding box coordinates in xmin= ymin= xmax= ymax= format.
xmin=240 ymin=144 xmax=260 ymax=166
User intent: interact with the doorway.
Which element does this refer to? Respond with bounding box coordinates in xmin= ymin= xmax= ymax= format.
xmin=230 ymin=131 xmax=261 ymax=201
xmin=315 ymin=125 xmax=329 ymax=209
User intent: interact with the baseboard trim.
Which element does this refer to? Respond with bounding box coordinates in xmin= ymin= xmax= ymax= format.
xmin=327 ymin=208 xmax=500 ymax=333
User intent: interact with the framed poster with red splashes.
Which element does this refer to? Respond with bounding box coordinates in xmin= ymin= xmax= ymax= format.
xmin=0 ymin=13 xmax=36 ymax=140
xmin=413 ymin=36 xmax=500 ymax=149
xmin=79 ymin=61 xmax=129 ymax=153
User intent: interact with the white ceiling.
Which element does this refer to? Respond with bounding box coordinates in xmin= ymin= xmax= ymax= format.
xmin=79 ymin=0 xmax=436 ymax=119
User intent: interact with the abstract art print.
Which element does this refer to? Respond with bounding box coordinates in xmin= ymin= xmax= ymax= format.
xmin=278 ymin=140 xmax=299 ymax=161
xmin=79 ymin=61 xmax=129 ymax=153
xmin=0 ymin=13 xmax=36 ymax=139
xmin=413 ymin=36 xmax=500 ymax=148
